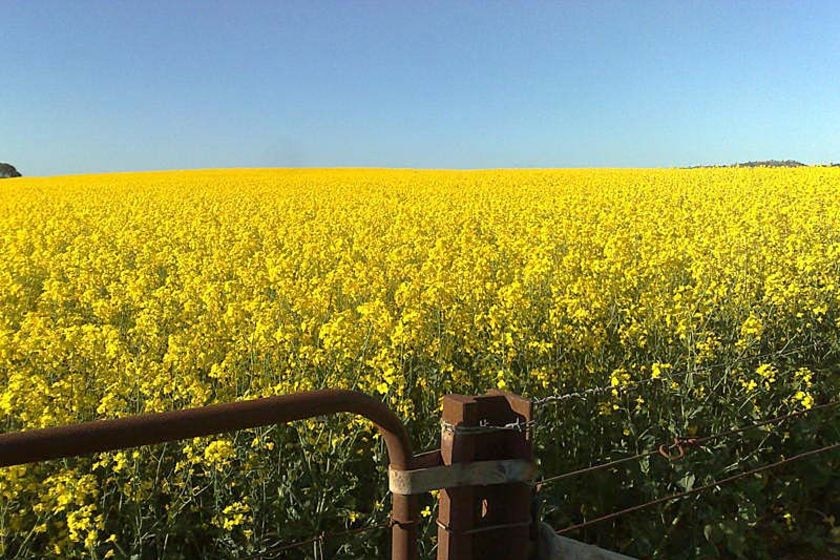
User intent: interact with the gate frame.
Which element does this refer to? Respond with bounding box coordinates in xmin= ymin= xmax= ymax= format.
xmin=0 ymin=389 xmax=537 ymax=560
xmin=0 ymin=390 xmax=420 ymax=560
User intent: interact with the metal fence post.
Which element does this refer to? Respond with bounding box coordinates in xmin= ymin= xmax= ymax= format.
xmin=392 ymin=485 xmax=420 ymax=560
xmin=437 ymin=390 xmax=534 ymax=560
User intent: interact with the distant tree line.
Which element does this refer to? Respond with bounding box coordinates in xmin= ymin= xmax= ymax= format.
xmin=686 ymin=160 xmax=803 ymax=169
xmin=686 ymin=160 xmax=840 ymax=169
xmin=733 ymin=159 xmax=806 ymax=167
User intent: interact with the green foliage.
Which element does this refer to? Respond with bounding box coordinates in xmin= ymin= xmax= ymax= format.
xmin=534 ymin=343 xmax=840 ymax=560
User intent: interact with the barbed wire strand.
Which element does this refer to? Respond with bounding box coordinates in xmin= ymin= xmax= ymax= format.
xmin=532 ymin=343 xmax=817 ymax=407
xmin=443 ymin=344 xmax=821 ymax=434
xmin=441 ymin=417 xmax=537 ymax=435
xmin=686 ymin=399 xmax=839 ymax=448
xmin=536 ymin=399 xmax=839 ymax=487
xmin=555 ymin=441 xmax=840 ymax=536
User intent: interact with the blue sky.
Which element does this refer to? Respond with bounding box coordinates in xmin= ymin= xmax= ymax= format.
xmin=2 ymin=1 xmax=839 ymax=175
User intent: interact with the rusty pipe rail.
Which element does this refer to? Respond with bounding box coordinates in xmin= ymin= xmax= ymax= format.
xmin=0 ymin=389 xmax=419 ymax=560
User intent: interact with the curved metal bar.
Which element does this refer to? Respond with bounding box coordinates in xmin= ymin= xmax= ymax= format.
xmin=0 ymin=389 xmax=412 ymax=468
xmin=0 ymin=389 xmax=419 ymax=560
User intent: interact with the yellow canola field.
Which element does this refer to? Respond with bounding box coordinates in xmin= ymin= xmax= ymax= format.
xmin=0 ymin=168 xmax=838 ymax=557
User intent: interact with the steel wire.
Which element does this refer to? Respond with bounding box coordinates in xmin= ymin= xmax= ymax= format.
xmin=532 ymin=343 xmax=819 ymax=407
xmin=554 ymin=441 xmax=840 ymax=535
xmin=535 ymin=399 xmax=839 ymax=487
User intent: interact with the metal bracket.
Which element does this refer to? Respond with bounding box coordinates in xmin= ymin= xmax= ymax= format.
xmin=389 ymin=459 xmax=536 ymax=495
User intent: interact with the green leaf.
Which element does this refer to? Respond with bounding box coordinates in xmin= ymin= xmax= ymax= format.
xmin=704 ymin=524 xmax=715 ymax=542
xmin=678 ymin=473 xmax=695 ymax=491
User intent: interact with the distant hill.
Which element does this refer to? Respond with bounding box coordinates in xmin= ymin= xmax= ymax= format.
xmin=733 ymin=160 xmax=806 ymax=167
xmin=0 ymin=163 xmax=21 ymax=178
xmin=686 ymin=160 xmax=808 ymax=169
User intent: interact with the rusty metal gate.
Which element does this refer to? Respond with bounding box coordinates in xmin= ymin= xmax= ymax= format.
xmin=0 ymin=389 xmax=536 ymax=560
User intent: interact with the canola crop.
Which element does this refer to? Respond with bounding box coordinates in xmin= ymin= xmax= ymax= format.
xmin=0 ymin=168 xmax=838 ymax=558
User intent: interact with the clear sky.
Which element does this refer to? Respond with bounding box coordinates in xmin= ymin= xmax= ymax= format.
xmin=2 ymin=1 xmax=839 ymax=176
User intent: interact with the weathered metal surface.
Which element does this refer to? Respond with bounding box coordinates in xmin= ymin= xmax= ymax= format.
xmin=0 ymin=389 xmax=418 ymax=560
xmin=389 ymin=459 xmax=536 ymax=495
xmin=437 ymin=391 xmax=534 ymax=560
xmin=0 ymin=389 xmax=410 ymax=468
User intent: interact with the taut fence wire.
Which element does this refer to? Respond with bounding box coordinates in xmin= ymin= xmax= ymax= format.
xmin=554 ymin=441 xmax=840 ymax=535
xmin=532 ymin=342 xmax=818 ymax=407
xmin=534 ymin=399 xmax=839 ymax=488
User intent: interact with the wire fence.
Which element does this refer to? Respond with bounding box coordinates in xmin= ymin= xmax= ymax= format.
xmin=531 ymin=341 xmax=817 ymax=407
xmin=554 ymin=441 xmax=840 ymax=536
xmin=527 ymin=343 xmax=839 ymax=542
xmin=245 ymin=403 xmax=838 ymax=557
xmin=535 ymin=399 xmax=839 ymax=487
xmin=239 ymin=344 xmax=838 ymax=556
xmin=436 ymin=342 xmax=826 ymax=439
xmin=471 ymin=344 xmax=833 ymax=551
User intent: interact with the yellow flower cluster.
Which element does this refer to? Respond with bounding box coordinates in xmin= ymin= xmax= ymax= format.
xmin=203 ymin=439 xmax=236 ymax=470
xmin=1 ymin=168 xmax=838 ymax=556
xmin=213 ymin=501 xmax=251 ymax=532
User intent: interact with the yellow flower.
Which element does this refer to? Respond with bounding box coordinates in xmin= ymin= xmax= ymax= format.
xmin=783 ymin=512 xmax=794 ymax=530
xmin=739 ymin=315 xmax=764 ymax=338
xmin=755 ymin=363 xmax=777 ymax=387
xmin=651 ymin=362 xmax=671 ymax=380
xmin=204 ymin=440 xmax=236 ymax=470
xmin=793 ymin=391 xmax=814 ymax=410
xmin=215 ymin=501 xmax=251 ymax=531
